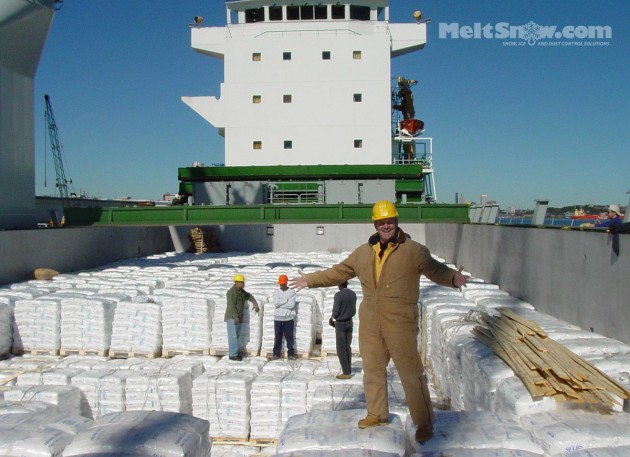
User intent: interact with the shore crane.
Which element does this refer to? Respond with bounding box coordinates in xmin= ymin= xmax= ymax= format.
xmin=44 ymin=94 xmax=75 ymax=206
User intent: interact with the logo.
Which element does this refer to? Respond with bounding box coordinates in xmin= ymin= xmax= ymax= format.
xmin=439 ymin=21 xmax=612 ymax=47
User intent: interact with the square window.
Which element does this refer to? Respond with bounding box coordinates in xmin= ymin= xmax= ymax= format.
xmin=331 ymin=5 xmax=345 ymax=19
xmin=322 ymin=51 xmax=331 ymax=60
xmin=314 ymin=5 xmax=327 ymax=19
xmin=283 ymin=94 xmax=292 ymax=103
xmin=269 ymin=6 xmax=282 ymax=21
xmin=353 ymin=50 xmax=362 ymax=60
xmin=353 ymin=93 xmax=362 ymax=102
xmin=253 ymin=95 xmax=261 ymax=104
xmin=287 ymin=6 xmax=299 ymax=20
xmin=283 ymin=52 xmax=292 ymax=60
xmin=354 ymin=139 xmax=363 ymax=148
xmin=253 ymin=141 xmax=262 ymax=150
xmin=252 ymin=52 xmax=261 ymax=61
xmin=284 ymin=140 xmax=293 ymax=149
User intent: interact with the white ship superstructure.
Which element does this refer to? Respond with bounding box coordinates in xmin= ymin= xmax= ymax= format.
xmin=0 ymin=0 xmax=57 ymax=229
xmin=183 ymin=0 xmax=426 ymax=167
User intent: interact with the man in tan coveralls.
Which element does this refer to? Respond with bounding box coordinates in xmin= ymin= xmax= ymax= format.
xmin=290 ymin=200 xmax=469 ymax=443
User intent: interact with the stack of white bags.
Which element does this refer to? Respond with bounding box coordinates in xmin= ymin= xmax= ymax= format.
xmin=109 ymin=298 xmax=162 ymax=354
xmin=12 ymin=298 xmax=62 ymax=352
xmin=192 ymin=370 xmax=256 ymax=439
xmin=160 ymin=296 xmax=215 ymax=353
xmin=60 ymin=297 xmax=116 ymax=352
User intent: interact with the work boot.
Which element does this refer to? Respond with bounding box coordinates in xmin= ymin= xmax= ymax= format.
xmin=358 ymin=415 xmax=388 ymax=429
xmin=272 ymin=355 xmax=280 ymax=360
xmin=288 ymin=355 xmax=298 ymax=360
xmin=336 ymin=374 xmax=351 ymax=380
xmin=415 ymin=425 xmax=433 ymax=444
xmin=229 ymin=355 xmax=242 ymax=361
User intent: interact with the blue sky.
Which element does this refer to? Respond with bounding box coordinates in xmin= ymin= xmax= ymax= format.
xmin=34 ymin=0 xmax=629 ymax=210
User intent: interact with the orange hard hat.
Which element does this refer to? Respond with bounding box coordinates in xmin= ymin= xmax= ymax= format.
xmin=278 ymin=274 xmax=289 ymax=285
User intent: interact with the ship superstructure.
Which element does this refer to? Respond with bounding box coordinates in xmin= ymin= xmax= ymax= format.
xmin=180 ymin=0 xmax=435 ymax=206
xmin=0 ymin=0 xmax=57 ymax=229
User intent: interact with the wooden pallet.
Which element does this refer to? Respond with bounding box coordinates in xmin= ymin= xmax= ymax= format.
xmin=60 ymin=348 xmax=109 ymax=357
xmin=162 ymin=348 xmax=213 ymax=358
xmin=209 ymin=349 xmax=259 ymax=358
xmin=319 ymin=350 xmax=361 ymax=358
xmin=249 ymin=437 xmax=277 ymax=447
xmin=211 ymin=436 xmax=250 ymax=445
xmin=12 ymin=348 xmax=59 ymax=356
xmin=211 ymin=436 xmax=277 ymax=447
xmin=261 ymin=351 xmax=311 ymax=360
xmin=108 ymin=349 xmax=161 ymax=359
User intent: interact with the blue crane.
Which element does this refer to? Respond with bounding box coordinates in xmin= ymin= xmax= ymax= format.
xmin=44 ymin=94 xmax=74 ymax=206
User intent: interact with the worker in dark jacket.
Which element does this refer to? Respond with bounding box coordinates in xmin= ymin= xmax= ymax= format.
xmin=225 ymin=273 xmax=259 ymax=361
xmin=596 ymin=204 xmax=623 ymax=228
xmin=330 ymin=281 xmax=357 ymax=379
xmin=291 ymin=200 xmax=469 ymax=443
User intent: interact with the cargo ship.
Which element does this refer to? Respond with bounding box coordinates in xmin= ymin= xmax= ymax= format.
xmin=1 ymin=1 xmax=629 ymax=456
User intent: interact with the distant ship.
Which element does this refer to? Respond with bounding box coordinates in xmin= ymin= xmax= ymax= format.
xmin=570 ymin=208 xmax=599 ymax=220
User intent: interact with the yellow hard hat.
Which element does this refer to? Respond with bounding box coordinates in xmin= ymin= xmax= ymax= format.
xmin=233 ymin=273 xmax=245 ymax=282
xmin=372 ymin=200 xmax=399 ymax=221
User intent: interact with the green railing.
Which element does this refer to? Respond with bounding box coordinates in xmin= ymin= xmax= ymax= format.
xmin=64 ymin=203 xmax=469 ymax=227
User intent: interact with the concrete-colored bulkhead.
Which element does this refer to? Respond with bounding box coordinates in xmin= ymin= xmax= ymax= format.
xmin=0 ymin=0 xmax=56 ymax=229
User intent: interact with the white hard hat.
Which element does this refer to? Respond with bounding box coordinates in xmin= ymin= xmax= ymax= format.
xmin=608 ymin=204 xmax=620 ymax=215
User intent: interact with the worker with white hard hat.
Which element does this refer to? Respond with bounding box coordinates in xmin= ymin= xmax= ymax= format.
xmin=596 ymin=204 xmax=623 ymax=228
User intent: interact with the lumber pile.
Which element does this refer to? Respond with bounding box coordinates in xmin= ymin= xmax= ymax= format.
xmin=188 ymin=226 xmax=222 ymax=253
xmin=472 ymin=308 xmax=630 ymax=411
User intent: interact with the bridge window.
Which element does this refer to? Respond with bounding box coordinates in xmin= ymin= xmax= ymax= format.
xmin=284 ymin=140 xmax=293 ymax=149
xmin=269 ymin=6 xmax=282 ymax=21
xmin=253 ymin=95 xmax=262 ymax=104
xmin=353 ymin=93 xmax=362 ymax=102
xmin=287 ymin=6 xmax=299 ymax=20
xmin=253 ymin=141 xmax=262 ymax=150
xmin=300 ymin=6 xmax=314 ymax=20
xmin=283 ymin=52 xmax=292 ymax=61
xmin=331 ymin=5 xmax=345 ymax=19
xmin=252 ymin=52 xmax=261 ymax=61
xmin=315 ymin=5 xmax=327 ymax=19
xmin=353 ymin=50 xmax=362 ymax=60
xmin=283 ymin=94 xmax=292 ymax=103
xmin=350 ymin=6 xmax=370 ymax=21
xmin=322 ymin=51 xmax=331 ymax=60
xmin=354 ymin=139 xmax=363 ymax=148
xmin=245 ymin=8 xmax=264 ymax=23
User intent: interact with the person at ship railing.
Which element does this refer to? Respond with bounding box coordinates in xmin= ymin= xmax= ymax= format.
xmin=290 ymin=200 xmax=469 ymax=444
xmin=595 ymin=204 xmax=623 ymax=228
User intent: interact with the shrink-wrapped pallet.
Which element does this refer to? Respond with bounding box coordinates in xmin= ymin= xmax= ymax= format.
xmin=519 ymin=410 xmax=630 ymax=456
xmin=71 ymin=368 xmax=121 ymax=418
xmin=62 ymin=410 xmax=211 ymax=457
xmin=277 ymin=409 xmax=406 ymax=456
xmin=13 ymin=297 xmax=63 ymax=352
xmin=3 ymin=384 xmax=82 ymax=416
xmin=109 ymin=299 xmax=162 ymax=355
xmin=0 ymin=303 xmax=11 ymax=356
xmin=161 ymin=296 xmax=214 ymax=352
xmin=125 ymin=369 xmax=193 ymax=415
xmin=60 ymin=296 xmax=116 ymax=352
xmin=306 ymin=373 xmax=365 ymax=412
xmin=0 ymin=411 xmax=90 ymax=457
xmin=17 ymin=367 xmax=84 ymax=386
xmin=250 ymin=372 xmax=287 ymax=439
xmin=192 ymin=370 xmax=256 ymax=438
xmin=407 ymin=410 xmax=543 ymax=455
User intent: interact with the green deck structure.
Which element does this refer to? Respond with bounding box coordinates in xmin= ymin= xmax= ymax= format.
xmin=64 ymin=203 xmax=469 ymax=227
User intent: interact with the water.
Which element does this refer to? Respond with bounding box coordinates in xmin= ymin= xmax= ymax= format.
xmin=495 ymin=217 xmax=595 ymax=227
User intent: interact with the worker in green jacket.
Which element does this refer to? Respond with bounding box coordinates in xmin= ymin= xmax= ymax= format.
xmin=225 ymin=273 xmax=259 ymax=361
xmin=291 ymin=200 xmax=469 ymax=443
